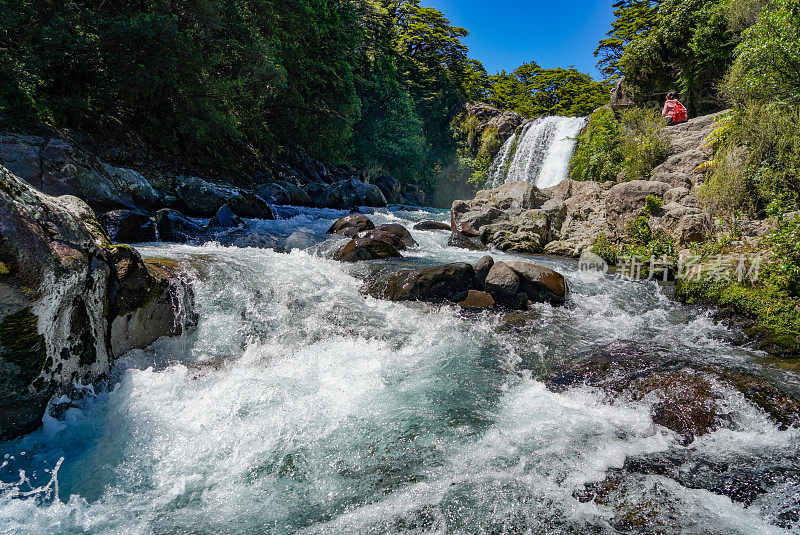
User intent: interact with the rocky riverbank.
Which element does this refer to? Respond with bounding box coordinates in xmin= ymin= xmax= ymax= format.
xmin=0 ymin=165 xmax=196 ymax=439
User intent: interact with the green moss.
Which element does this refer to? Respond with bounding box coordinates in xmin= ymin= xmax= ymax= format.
xmin=0 ymin=308 xmax=47 ymax=386
xmin=676 ymin=278 xmax=800 ymax=356
xmin=0 ymin=262 xmax=8 ymax=276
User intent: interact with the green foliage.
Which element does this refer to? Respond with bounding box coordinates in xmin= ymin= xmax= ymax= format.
xmin=765 ymin=213 xmax=800 ymax=296
xmin=486 ymin=62 xmax=611 ymax=118
xmin=591 ymin=234 xmax=620 ymax=264
xmin=628 ymin=216 xmax=654 ymax=245
xmin=722 ymin=0 xmax=800 ymax=105
xmin=644 ymin=194 xmax=663 ymax=214
xmin=570 ymin=107 xmax=623 ymax=181
xmin=619 ymin=107 xmax=670 ymax=181
xmin=595 ymin=0 xmax=660 ymax=78
xmin=700 ymin=104 xmax=800 ymax=218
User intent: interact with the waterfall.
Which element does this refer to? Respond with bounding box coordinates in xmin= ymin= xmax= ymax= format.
xmin=490 ymin=116 xmax=587 ymax=189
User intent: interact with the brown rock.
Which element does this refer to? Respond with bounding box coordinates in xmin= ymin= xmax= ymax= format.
xmin=505 ymin=261 xmax=568 ymax=304
xmin=327 ymin=214 xmax=375 ymax=237
xmin=484 ymin=262 xmax=520 ymax=298
xmin=367 ymin=263 xmax=476 ymax=302
xmin=458 ymin=290 xmax=496 ymax=309
xmin=334 ymin=237 xmax=402 ymax=262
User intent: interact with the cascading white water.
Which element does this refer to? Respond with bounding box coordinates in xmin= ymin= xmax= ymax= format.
xmin=2 ymin=205 xmax=799 ymax=534
xmin=490 ymin=116 xmax=587 ymax=189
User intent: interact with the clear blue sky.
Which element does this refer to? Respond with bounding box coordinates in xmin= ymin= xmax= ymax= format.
xmin=422 ymin=0 xmax=614 ymax=78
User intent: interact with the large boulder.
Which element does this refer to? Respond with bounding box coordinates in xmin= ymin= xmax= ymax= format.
xmin=398 ymin=183 xmax=427 ymax=207
xmin=154 ymin=209 xmax=205 ymax=243
xmin=605 ymin=180 xmax=670 ymax=234
xmin=484 ymin=262 xmax=521 ymax=299
xmin=414 ymin=220 xmax=451 ymax=231
xmin=367 ymin=263 xmax=476 ymax=303
xmin=334 ymin=237 xmax=402 ymax=262
xmin=99 ymin=210 xmax=157 ymax=243
xmin=175 ymin=176 xmax=274 ymax=219
xmin=326 ymin=179 xmax=387 ymax=209
xmin=0 ymin=165 xmax=195 ymax=440
xmin=327 ymin=214 xmax=375 ymax=237
xmin=256 ymin=181 xmax=312 ymax=207
xmin=371 ymin=175 xmax=401 ymax=204
xmin=372 ymin=224 xmax=417 ymax=249
xmin=208 ymin=204 xmax=243 ymax=229
xmin=474 ymin=181 xmax=539 ymax=214
xmin=0 ymin=133 xmax=162 ymax=211
xmin=505 ymin=261 xmax=568 ymax=305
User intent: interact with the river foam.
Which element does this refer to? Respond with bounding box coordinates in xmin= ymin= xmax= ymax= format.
xmin=2 ymin=206 xmax=798 ymax=534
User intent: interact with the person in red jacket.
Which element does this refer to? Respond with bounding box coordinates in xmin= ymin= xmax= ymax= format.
xmin=662 ymin=92 xmax=688 ymax=125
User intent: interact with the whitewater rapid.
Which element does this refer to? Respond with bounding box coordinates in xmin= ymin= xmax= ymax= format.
xmin=1 ymin=205 xmax=799 ymax=534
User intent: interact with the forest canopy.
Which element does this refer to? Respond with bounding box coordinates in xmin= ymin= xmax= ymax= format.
xmin=0 ymin=0 xmax=608 ymax=186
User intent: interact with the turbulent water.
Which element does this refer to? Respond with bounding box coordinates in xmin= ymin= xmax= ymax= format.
xmin=490 ymin=116 xmax=587 ymax=189
xmin=2 ymin=205 xmax=800 ymax=534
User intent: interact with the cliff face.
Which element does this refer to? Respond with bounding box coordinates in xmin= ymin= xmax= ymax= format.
xmin=0 ymin=165 xmax=195 ymax=440
xmin=447 ymin=111 xmax=750 ymax=258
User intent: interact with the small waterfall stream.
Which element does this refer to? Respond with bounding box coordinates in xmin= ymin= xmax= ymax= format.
xmin=490 ymin=116 xmax=587 ymax=189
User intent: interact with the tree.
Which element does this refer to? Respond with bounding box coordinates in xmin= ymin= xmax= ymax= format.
xmin=595 ymin=0 xmax=661 ymax=78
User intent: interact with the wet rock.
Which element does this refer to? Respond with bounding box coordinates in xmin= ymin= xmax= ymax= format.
xmin=458 ymin=290 xmax=496 ymax=309
xmin=154 ymin=208 xmax=205 ymax=242
xmin=327 ymin=179 xmax=387 ymax=209
xmin=218 ymin=232 xmax=283 ymax=250
xmin=505 ymin=261 xmax=568 ymax=304
xmin=371 ymin=175 xmax=401 ymax=204
xmin=610 ymin=79 xmax=635 ymax=110
xmin=373 ymin=223 xmax=417 ymax=249
xmin=256 ymin=181 xmax=312 ymax=207
xmin=413 ymin=220 xmax=451 ymax=231
xmin=448 ymin=230 xmax=487 ymax=250
xmin=474 ymin=181 xmax=539 ymax=213
xmin=99 ymin=210 xmax=156 ymax=243
xmin=0 ymin=165 xmax=195 ymax=440
xmin=367 ymin=263 xmax=476 ymax=303
xmin=334 ymin=237 xmax=402 ymax=262
xmin=175 ymin=176 xmax=274 ymax=219
xmin=0 ymin=133 xmax=162 ymax=211
xmin=474 ymin=255 xmax=494 ymax=289
xmin=484 ymin=262 xmax=520 ymax=299
xmin=398 ymin=183 xmax=427 ymax=206
xmin=208 ymin=204 xmax=243 ymax=229
xmin=327 ymin=214 xmax=375 ymax=237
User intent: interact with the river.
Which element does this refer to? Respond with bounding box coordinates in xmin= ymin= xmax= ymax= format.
xmin=1 ymin=205 xmax=799 ymax=534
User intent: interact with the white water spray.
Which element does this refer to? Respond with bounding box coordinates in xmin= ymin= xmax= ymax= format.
xmin=490 ymin=116 xmax=587 ymax=189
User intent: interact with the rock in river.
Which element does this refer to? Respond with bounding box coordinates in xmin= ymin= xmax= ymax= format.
xmin=367 ymin=263 xmax=476 ymax=303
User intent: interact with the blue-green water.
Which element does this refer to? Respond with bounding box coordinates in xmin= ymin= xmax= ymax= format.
xmin=1 ymin=206 xmax=798 ymax=534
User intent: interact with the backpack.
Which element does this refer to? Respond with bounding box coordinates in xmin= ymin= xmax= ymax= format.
xmin=673 ymin=100 xmax=688 ymax=123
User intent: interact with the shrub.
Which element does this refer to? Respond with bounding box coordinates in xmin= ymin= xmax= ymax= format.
xmin=591 ymin=233 xmax=619 ymax=265
xmin=700 ymin=103 xmax=800 ymax=218
xmin=619 ymin=107 xmax=670 ymax=182
xmin=627 ymin=216 xmax=653 ymax=245
xmin=569 ymin=107 xmax=623 ymax=182
xmin=764 ymin=213 xmax=800 ymax=296
xmin=644 ymin=194 xmax=663 ymax=215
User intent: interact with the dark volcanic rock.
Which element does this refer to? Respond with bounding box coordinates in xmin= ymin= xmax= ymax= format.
xmin=373 ymin=223 xmax=417 ymax=249
xmin=0 ymin=165 xmax=195 ymax=440
xmin=371 ymin=175 xmax=401 ymax=204
xmin=327 ymin=214 xmax=375 ymax=237
xmin=484 ymin=262 xmax=520 ymax=299
xmin=505 ymin=261 xmax=568 ymax=304
xmin=99 ymin=209 xmax=156 ymax=243
xmin=458 ymin=290 xmax=496 ymax=309
xmin=448 ymin=231 xmax=487 ymax=250
xmin=413 ymin=220 xmax=451 ymax=231
xmin=367 ymin=263 xmax=476 ymax=303
xmin=154 ymin=208 xmax=205 ymax=242
xmin=334 ymin=237 xmax=402 ymax=262
xmin=208 ymin=204 xmax=243 ymax=229
xmin=474 ymin=255 xmax=494 ymax=289
xmin=175 ymin=176 xmax=274 ymax=219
